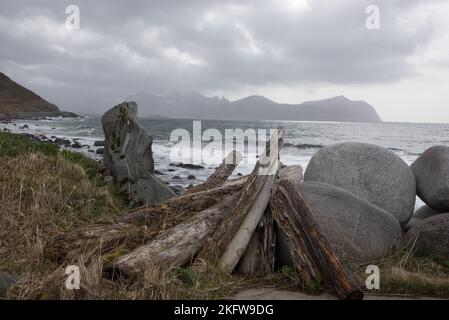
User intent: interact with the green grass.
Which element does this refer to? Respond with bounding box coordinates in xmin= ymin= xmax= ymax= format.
xmin=0 ymin=132 xmax=129 ymax=277
xmin=0 ymin=132 xmax=99 ymax=179
xmin=0 ymin=132 xmax=59 ymax=157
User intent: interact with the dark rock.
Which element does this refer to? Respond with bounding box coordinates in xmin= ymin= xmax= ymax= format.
xmin=304 ymin=142 xmax=416 ymax=227
xmin=406 ymin=213 xmax=449 ymax=259
xmin=71 ymin=142 xmax=82 ymax=148
xmin=170 ymin=185 xmax=185 ymax=195
xmin=404 ymin=205 xmax=447 ymax=232
xmin=411 ymin=146 xmax=449 ymax=212
xmin=96 ymin=148 xmax=104 ymax=155
xmin=102 ymin=101 xmax=175 ymax=204
xmin=19 ymin=124 xmax=29 ymax=129
xmin=169 ymin=162 xmax=205 ymax=170
xmin=167 ymin=168 xmax=176 ymax=172
xmin=154 ymin=170 xmax=164 ymax=175
xmin=94 ymin=140 xmax=105 ymax=147
xmin=172 ymin=175 xmax=181 ymax=180
xmin=187 ymin=175 xmax=196 ymax=180
xmin=52 ymin=137 xmax=71 ymax=146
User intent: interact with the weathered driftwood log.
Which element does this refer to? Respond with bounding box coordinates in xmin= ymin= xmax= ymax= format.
xmin=197 ymin=127 xmax=284 ymax=273
xmin=270 ymin=179 xmax=363 ymax=300
xmin=106 ymin=192 xmax=239 ymax=277
xmin=237 ymin=210 xmax=276 ymax=275
xmin=186 ymin=151 xmax=242 ymax=194
xmin=46 ymin=176 xmax=246 ymax=262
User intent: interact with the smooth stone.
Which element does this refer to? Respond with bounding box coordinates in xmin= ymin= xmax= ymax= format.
xmin=404 ymin=205 xmax=446 ymax=232
xmin=406 ymin=213 xmax=449 ymax=259
xmin=277 ymin=182 xmax=403 ymax=267
xmin=304 ymin=142 xmax=416 ymax=226
xmin=411 ymin=146 xmax=449 ymax=212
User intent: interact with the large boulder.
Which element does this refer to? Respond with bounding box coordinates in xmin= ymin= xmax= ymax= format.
xmin=304 ymin=142 xmax=416 ymax=226
xmin=102 ymin=102 xmax=175 ymax=204
xmin=277 ymin=182 xmax=402 ymax=267
xmin=411 ymin=146 xmax=449 ymax=212
xmin=403 ymin=205 xmax=445 ymax=232
xmin=406 ymin=213 xmax=449 ymax=259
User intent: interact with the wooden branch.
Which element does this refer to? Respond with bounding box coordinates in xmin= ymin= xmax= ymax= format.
xmin=106 ymin=193 xmax=239 ymax=277
xmin=271 ymin=179 xmax=363 ymax=300
xmin=45 ymin=178 xmax=246 ymax=262
xmin=237 ymin=209 xmax=276 ymax=275
xmin=196 ymin=127 xmax=284 ymax=273
xmin=186 ymin=151 xmax=242 ymax=194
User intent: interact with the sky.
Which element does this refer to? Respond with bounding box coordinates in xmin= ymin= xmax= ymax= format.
xmin=0 ymin=0 xmax=448 ymax=123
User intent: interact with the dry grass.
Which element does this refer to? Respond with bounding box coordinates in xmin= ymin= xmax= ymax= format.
xmin=2 ymin=132 xmax=449 ymax=300
xmin=354 ymin=247 xmax=449 ymax=298
xmin=0 ymin=152 xmax=127 ymax=276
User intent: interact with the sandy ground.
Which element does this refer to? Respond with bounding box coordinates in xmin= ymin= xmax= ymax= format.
xmin=233 ymin=288 xmax=444 ymax=300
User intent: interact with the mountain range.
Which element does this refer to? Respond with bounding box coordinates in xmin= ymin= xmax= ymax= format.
xmin=127 ymin=92 xmax=382 ymax=122
xmin=0 ymin=71 xmax=382 ymax=122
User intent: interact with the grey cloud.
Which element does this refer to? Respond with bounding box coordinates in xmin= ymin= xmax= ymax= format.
xmin=0 ymin=0 xmax=442 ymax=113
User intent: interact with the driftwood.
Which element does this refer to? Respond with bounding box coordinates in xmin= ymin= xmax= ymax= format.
xmin=237 ymin=210 xmax=276 ymax=274
xmin=270 ymin=179 xmax=363 ymax=300
xmin=186 ymin=150 xmax=242 ymax=194
xmin=46 ymin=164 xmax=246 ymax=262
xmin=196 ymin=127 xmax=283 ymax=272
xmin=45 ymin=126 xmax=364 ymax=300
xmin=106 ymin=192 xmax=239 ymax=277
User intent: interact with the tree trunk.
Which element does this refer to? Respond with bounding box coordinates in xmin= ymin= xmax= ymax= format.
xmin=197 ymin=127 xmax=283 ymax=273
xmin=106 ymin=193 xmax=239 ymax=277
xmin=271 ymin=179 xmax=363 ymax=300
xmin=237 ymin=210 xmax=276 ymax=275
xmin=186 ymin=151 xmax=242 ymax=194
xmin=46 ymin=178 xmax=246 ymax=262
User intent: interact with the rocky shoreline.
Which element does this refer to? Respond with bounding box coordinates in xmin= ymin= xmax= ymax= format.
xmin=2 ymin=102 xmax=449 ymax=299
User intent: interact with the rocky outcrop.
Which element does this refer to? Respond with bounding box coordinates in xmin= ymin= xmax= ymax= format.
xmin=277 ymin=182 xmax=402 ymax=267
xmin=406 ymin=213 xmax=449 ymax=259
xmin=411 ymin=146 xmax=449 ymax=212
xmin=0 ymin=72 xmax=78 ymax=119
xmin=304 ymin=142 xmax=416 ymax=226
xmin=102 ymin=101 xmax=175 ymax=204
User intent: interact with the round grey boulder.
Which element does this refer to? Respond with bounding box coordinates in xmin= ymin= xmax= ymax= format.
xmin=304 ymin=142 xmax=416 ymax=226
xmin=277 ymin=182 xmax=403 ymax=267
xmin=403 ymin=205 xmax=445 ymax=232
xmin=411 ymin=146 xmax=449 ymax=212
xmin=406 ymin=213 xmax=449 ymax=259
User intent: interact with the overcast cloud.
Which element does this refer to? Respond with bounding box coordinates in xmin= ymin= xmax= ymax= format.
xmin=0 ymin=0 xmax=448 ymax=122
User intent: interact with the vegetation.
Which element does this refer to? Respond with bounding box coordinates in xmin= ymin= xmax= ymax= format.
xmin=0 ymin=132 xmax=128 ymax=276
xmin=354 ymin=248 xmax=449 ymax=298
xmin=2 ymin=131 xmax=449 ymax=299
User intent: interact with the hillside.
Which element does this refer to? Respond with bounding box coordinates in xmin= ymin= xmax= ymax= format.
xmin=0 ymin=72 xmax=78 ymax=119
xmin=127 ymin=92 xmax=382 ymax=122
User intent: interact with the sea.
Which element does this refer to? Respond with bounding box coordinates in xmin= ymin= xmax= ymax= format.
xmin=2 ymin=116 xmax=449 ymax=208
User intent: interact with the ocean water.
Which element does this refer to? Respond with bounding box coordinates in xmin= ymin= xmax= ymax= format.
xmin=2 ymin=117 xmax=449 ymax=208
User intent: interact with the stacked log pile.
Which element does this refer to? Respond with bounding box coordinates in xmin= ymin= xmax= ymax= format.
xmin=46 ymin=127 xmax=363 ymax=300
